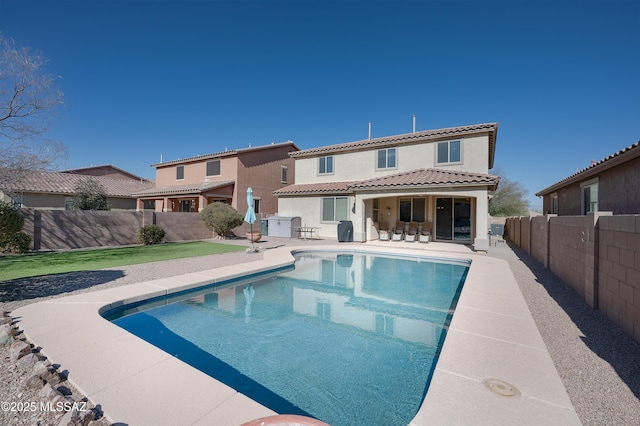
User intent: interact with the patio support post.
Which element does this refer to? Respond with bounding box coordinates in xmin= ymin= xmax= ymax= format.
xmin=474 ymin=194 xmax=490 ymax=251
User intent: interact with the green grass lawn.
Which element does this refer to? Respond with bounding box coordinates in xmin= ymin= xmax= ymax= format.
xmin=0 ymin=241 xmax=246 ymax=282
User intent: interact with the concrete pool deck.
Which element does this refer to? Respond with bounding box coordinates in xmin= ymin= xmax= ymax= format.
xmin=13 ymin=240 xmax=581 ymax=425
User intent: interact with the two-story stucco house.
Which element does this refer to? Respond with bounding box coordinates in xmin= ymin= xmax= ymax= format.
xmin=536 ymin=141 xmax=640 ymax=215
xmin=274 ymin=123 xmax=500 ymax=251
xmin=133 ymin=141 xmax=298 ymax=217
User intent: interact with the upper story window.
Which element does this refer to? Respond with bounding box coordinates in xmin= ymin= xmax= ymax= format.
xmin=206 ymin=160 xmax=221 ymax=176
xmin=318 ymin=156 xmax=334 ymax=175
xmin=176 ymin=165 xmax=185 ymax=180
xmin=581 ymin=179 xmax=598 ymax=214
xmin=281 ymin=166 xmax=288 ymax=183
xmin=377 ymin=147 xmax=396 ymax=169
xmin=550 ymin=193 xmax=558 ymax=214
xmin=437 ymin=140 xmax=461 ymax=164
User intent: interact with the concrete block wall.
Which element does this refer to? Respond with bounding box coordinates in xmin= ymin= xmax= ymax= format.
xmin=548 ymin=215 xmax=588 ymax=300
xmin=21 ymin=209 xmax=214 ymax=251
xmin=505 ymin=213 xmax=640 ymax=344
xmin=530 ymin=216 xmax=551 ymax=269
xmin=597 ymin=215 xmax=640 ymax=342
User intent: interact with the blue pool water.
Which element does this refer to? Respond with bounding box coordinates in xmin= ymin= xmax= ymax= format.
xmin=105 ymin=251 xmax=469 ymax=426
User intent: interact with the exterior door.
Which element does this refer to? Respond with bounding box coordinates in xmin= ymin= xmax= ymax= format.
xmin=436 ymin=198 xmax=471 ymax=242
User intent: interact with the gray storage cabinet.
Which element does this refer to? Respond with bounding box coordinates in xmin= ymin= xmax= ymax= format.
xmin=267 ymin=216 xmax=301 ymax=238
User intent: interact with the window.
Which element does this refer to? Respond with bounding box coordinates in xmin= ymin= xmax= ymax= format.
xmin=281 ymin=166 xmax=288 ymax=183
xmin=322 ymin=196 xmax=349 ymax=222
xmin=581 ymin=180 xmax=598 ymax=214
xmin=399 ymin=197 xmax=425 ymax=222
xmin=318 ymin=156 xmax=333 ymax=175
xmin=206 ymin=160 xmax=220 ymax=176
xmin=375 ymin=314 xmax=394 ymax=336
xmin=550 ymin=193 xmax=558 ymax=214
xmin=317 ymin=300 xmax=332 ymax=320
xmin=176 ymin=165 xmax=184 ymax=180
xmin=253 ymin=198 xmax=261 ymax=214
xmin=437 ymin=140 xmax=461 ymax=164
xmin=377 ymin=147 xmax=396 ymax=169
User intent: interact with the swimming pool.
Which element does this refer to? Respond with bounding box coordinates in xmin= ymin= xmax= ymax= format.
xmin=104 ymin=250 xmax=469 ymax=426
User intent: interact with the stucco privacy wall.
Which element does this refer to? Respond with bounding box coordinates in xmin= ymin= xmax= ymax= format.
xmin=20 ymin=209 xmax=213 ymax=251
xmin=505 ymin=213 xmax=640 ymax=344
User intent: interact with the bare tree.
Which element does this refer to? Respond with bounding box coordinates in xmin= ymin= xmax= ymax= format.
xmin=0 ymin=34 xmax=66 ymax=192
xmin=489 ymin=166 xmax=530 ymax=217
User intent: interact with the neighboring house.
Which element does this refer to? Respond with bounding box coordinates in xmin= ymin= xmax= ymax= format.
xmin=0 ymin=165 xmax=154 ymax=210
xmin=536 ymin=141 xmax=640 ymax=215
xmin=133 ymin=141 xmax=298 ymax=215
xmin=274 ymin=123 xmax=500 ymax=251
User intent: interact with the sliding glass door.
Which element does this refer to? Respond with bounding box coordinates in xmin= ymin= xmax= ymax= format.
xmin=435 ymin=198 xmax=471 ymax=242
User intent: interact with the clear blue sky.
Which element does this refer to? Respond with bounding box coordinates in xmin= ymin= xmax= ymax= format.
xmin=1 ymin=0 xmax=638 ymax=209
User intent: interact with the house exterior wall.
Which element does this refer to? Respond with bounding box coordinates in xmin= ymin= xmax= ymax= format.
xmin=541 ymin=155 xmax=640 ymax=215
xmin=278 ymin=187 xmax=489 ymax=249
xmin=235 ymin=146 xmax=295 ymax=216
xmin=598 ymin=156 xmax=640 ymax=214
xmin=155 ymin=156 xmax=238 ymax=187
xmin=294 ymin=135 xmax=490 ymax=185
xmin=6 ymin=192 xmax=137 ymax=211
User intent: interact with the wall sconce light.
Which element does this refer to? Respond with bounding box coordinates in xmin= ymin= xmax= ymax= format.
xmin=386 ymin=206 xmax=392 ymax=216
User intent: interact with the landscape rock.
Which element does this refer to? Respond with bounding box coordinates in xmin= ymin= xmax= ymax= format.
xmin=0 ymin=325 xmax=13 ymax=345
xmin=16 ymin=352 xmax=39 ymax=370
xmin=9 ymin=340 xmax=31 ymax=362
xmin=40 ymin=367 xmax=63 ymax=385
xmin=39 ymin=382 xmax=63 ymax=399
xmin=32 ymin=359 xmax=52 ymax=374
xmin=24 ymin=374 xmax=46 ymax=389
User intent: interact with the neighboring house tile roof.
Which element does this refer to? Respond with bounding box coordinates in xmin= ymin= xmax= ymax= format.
xmin=61 ymin=164 xmax=152 ymax=182
xmin=273 ymin=168 xmax=500 ymax=196
xmin=131 ymin=180 xmax=235 ymax=197
xmin=3 ymin=170 xmax=155 ymax=197
xmin=290 ymin=122 xmax=498 ymax=168
xmin=150 ymin=141 xmax=299 ymax=168
xmin=536 ymin=141 xmax=640 ymax=196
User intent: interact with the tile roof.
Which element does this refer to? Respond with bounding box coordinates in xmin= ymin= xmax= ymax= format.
xmin=273 ymin=168 xmax=500 ymax=196
xmin=3 ymin=170 xmax=155 ymax=197
xmin=536 ymin=141 xmax=640 ymax=196
xmin=290 ymin=122 xmax=498 ymax=168
xmin=272 ymin=181 xmax=354 ymax=196
xmin=150 ymin=141 xmax=299 ymax=168
xmin=131 ymin=180 xmax=235 ymax=197
xmin=61 ymin=164 xmax=152 ymax=182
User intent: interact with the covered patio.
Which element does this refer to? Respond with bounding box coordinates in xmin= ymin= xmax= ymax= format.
xmin=132 ymin=181 xmax=235 ymax=212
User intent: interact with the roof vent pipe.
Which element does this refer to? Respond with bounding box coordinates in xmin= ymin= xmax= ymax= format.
xmin=413 ymin=115 xmax=416 ymax=133
xmin=368 ymin=122 xmax=372 ymax=140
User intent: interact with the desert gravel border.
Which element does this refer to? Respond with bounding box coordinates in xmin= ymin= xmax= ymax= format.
xmin=2 ymin=237 xmax=639 ymax=425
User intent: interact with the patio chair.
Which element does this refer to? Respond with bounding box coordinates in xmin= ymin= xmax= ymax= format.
xmin=377 ymin=221 xmax=391 ymax=241
xmin=419 ymin=222 xmax=432 ymax=243
xmin=404 ymin=222 xmax=419 ymax=242
xmin=391 ymin=221 xmax=405 ymax=241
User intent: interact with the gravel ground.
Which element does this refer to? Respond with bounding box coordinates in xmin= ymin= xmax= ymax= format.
xmin=2 ymin=237 xmax=639 ymax=425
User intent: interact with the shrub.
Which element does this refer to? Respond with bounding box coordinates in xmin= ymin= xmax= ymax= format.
xmin=0 ymin=201 xmax=30 ymax=253
xmin=200 ymin=202 xmax=244 ymax=238
xmin=73 ymin=178 xmax=110 ymax=210
xmin=137 ymin=225 xmax=166 ymax=245
xmin=1 ymin=231 xmax=32 ymax=254
xmin=0 ymin=200 xmax=25 ymax=240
